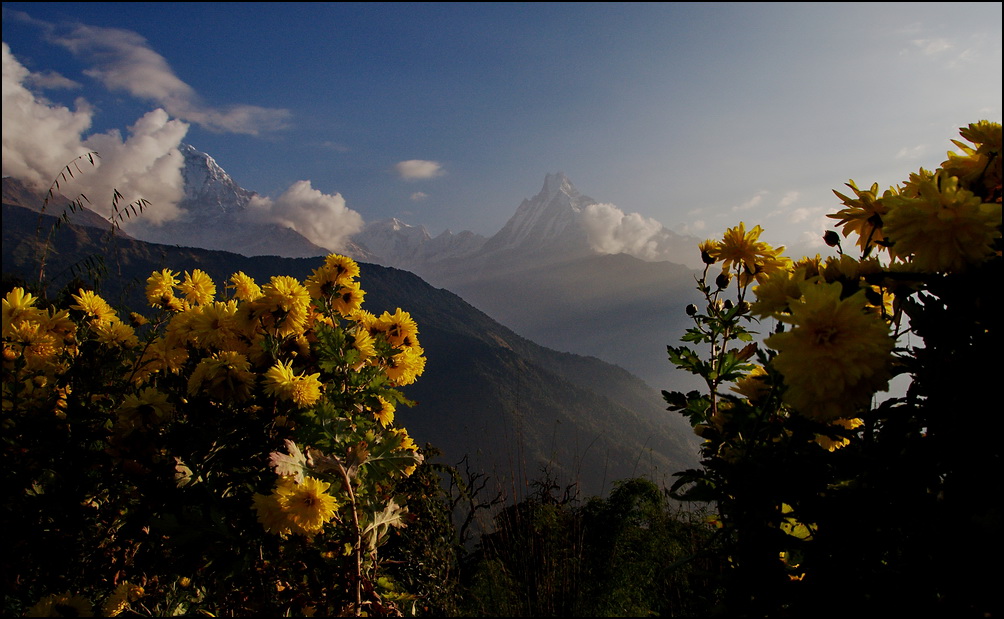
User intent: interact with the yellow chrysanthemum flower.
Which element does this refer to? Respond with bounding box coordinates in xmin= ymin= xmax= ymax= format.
xmin=291 ymin=372 xmax=323 ymax=407
xmin=2 ymin=287 xmax=41 ymax=334
xmin=229 ymin=271 xmax=262 ymax=301
xmin=375 ymin=308 xmax=420 ymax=348
xmin=26 ymin=592 xmax=94 ymax=617
xmin=71 ymin=289 xmax=118 ymax=325
xmin=766 ymin=280 xmax=894 ymax=421
xmin=882 ymin=171 xmax=1001 ymax=272
xmin=385 ymin=345 xmax=426 ymax=386
xmin=712 ymin=223 xmax=791 ymax=285
xmin=828 ymin=180 xmax=892 ymax=253
xmin=189 ymin=300 xmax=242 ymax=350
xmin=375 ymin=397 xmax=396 ymax=427
xmin=179 ymin=269 xmax=217 ymax=306
xmin=146 ymin=269 xmax=179 ymax=309
xmin=306 ymin=254 xmax=361 ymax=301
xmin=351 ymin=328 xmax=377 ymax=362
xmin=274 ymin=475 xmax=340 ymax=536
xmin=264 ymin=359 xmax=323 ymax=407
xmin=94 ymin=320 xmax=139 ymax=348
xmin=330 ymin=282 xmax=366 ymax=317
xmin=254 ymin=276 xmax=311 ymax=337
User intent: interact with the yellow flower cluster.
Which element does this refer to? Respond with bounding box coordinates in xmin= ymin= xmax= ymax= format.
xmin=828 ymin=121 xmax=1002 ymax=272
xmin=4 ymin=253 xmax=426 ymax=431
xmin=702 ymin=222 xmax=792 ymax=286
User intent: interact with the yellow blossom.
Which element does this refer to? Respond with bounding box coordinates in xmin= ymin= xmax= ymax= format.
xmin=229 ymin=271 xmax=262 ymax=301
xmin=71 ymin=289 xmax=118 ymax=325
xmin=766 ymin=280 xmax=894 ymax=421
xmin=814 ymin=418 xmax=864 ymax=451
xmin=145 ymin=269 xmax=180 ymax=309
xmin=188 ymin=351 xmax=255 ymax=402
xmin=274 ymin=475 xmax=340 ymax=536
xmin=882 ymin=171 xmax=1001 ymax=272
xmin=179 ymin=269 xmax=217 ymax=306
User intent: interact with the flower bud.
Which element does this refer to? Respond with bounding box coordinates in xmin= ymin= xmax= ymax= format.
xmin=723 ymin=299 xmax=735 ymax=311
xmin=823 ymin=230 xmax=841 ymax=248
xmin=685 ymin=304 xmax=699 ymax=316
xmin=715 ymin=272 xmax=731 ymax=290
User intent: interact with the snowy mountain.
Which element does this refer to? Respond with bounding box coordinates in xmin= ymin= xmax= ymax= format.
xmin=130 ymin=144 xmax=372 ymax=260
xmin=479 ymin=172 xmax=595 ymax=259
xmin=354 ymin=172 xmax=699 ymax=274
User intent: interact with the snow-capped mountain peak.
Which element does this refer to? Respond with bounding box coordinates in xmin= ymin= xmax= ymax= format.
xmin=177 ymin=143 xmax=257 ymax=219
xmin=480 ymin=172 xmax=595 ymax=256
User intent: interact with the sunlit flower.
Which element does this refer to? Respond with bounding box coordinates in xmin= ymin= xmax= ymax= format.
xmin=189 ymin=300 xmax=242 ymax=350
xmin=766 ymin=280 xmax=894 ymax=421
xmin=71 ymin=289 xmax=118 ymax=325
xmin=351 ymin=327 xmax=377 ymax=362
xmin=331 ymin=281 xmax=366 ymax=317
xmin=882 ymin=171 xmax=1001 ymax=272
xmin=264 ymin=359 xmax=323 ymax=407
xmin=253 ymin=485 xmax=292 ymax=536
xmin=375 ymin=397 xmax=396 ymax=427
xmin=385 ymin=345 xmax=426 ymax=386
xmin=375 ymin=309 xmax=419 ymax=348
xmin=275 ymin=475 xmax=340 ymax=536
xmin=146 ymin=269 xmax=179 ymax=309
xmin=2 ymin=287 xmax=41 ymax=333
xmin=712 ymin=222 xmax=790 ymax=285
xmin=179 ymin=269 xmax=216 ymax=305
xmin=94 ymin=320 xmax=139 ymax=348
xmin=26 ymin=592 xmax=93 ymax=617
xmin=255 ymin=276 xmax=311 ymax=337
xmin=229 ymin=271 xmax=262 ymax=301
xmin=306 ymin=254 xmax=361 ymax=301
xmin=750 ymin=268 xmax=800 ymax=318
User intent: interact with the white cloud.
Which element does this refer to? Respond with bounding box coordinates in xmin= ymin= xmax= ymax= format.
xmin=895 ymin=144 xmax=928 ymax=160
xmin=395 ymin=159 xmax=444 ymax=180
xmin=246 ymin=181 xmax=364 ymax=252
xmin=49 ymin=23 xmax=290 ymax=134
xmin=732 ymin=190 xmax=767 ymax=212
xmin=912 ymin=37 xmax=954 ymax=56
xmin=582 ymin=202 xmax=686 ymax=262
xmin=410 ymin=192 xmax=428 ymax=201
xmin=777 ymin=191 xmax=800 ymax=209
xmin=2 ymin=42 xmax=187 ymax=225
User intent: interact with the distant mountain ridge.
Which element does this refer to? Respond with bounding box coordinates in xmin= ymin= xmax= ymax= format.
xmin=357 ymin=173 xmax=706 ymax=389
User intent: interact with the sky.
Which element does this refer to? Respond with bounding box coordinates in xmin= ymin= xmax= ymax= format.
xmin=3 ymin=2 xmax=1002 ymax=259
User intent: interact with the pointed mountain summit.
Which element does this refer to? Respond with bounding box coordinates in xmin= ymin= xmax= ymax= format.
xmin=481 ymin=172 xmax=594 ymax=259
xmin=132 ymin=144 xmax=371 ymax=260
xmin=176 ymin=143 xmax=257 ymax=219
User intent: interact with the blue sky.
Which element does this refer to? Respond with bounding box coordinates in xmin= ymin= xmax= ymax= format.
xmin=3 ymin=2 xmax=1001 ymax=258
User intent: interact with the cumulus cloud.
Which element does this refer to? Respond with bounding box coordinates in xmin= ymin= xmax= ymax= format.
xmin=395 ymin=160 xmax=444 ymax=180
xmin=246 ymin=181 xmax=364 ymax=252
xmin=2 ymin=42 xmax=187 ymax=225
xmin=732 ymin=190 xmax=767 ymax=212
xmin=777 ymin=191 xmax=800 ymax=209
xmin=410 ymin=192 xmax=428 ymax=201
xmin=582 ymin=202 xmax=689 ymax=263
xmin=895 ymin=144 xmax=928 ymax=160
xmin=48 ymin=22 xmax=290 ymax=134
